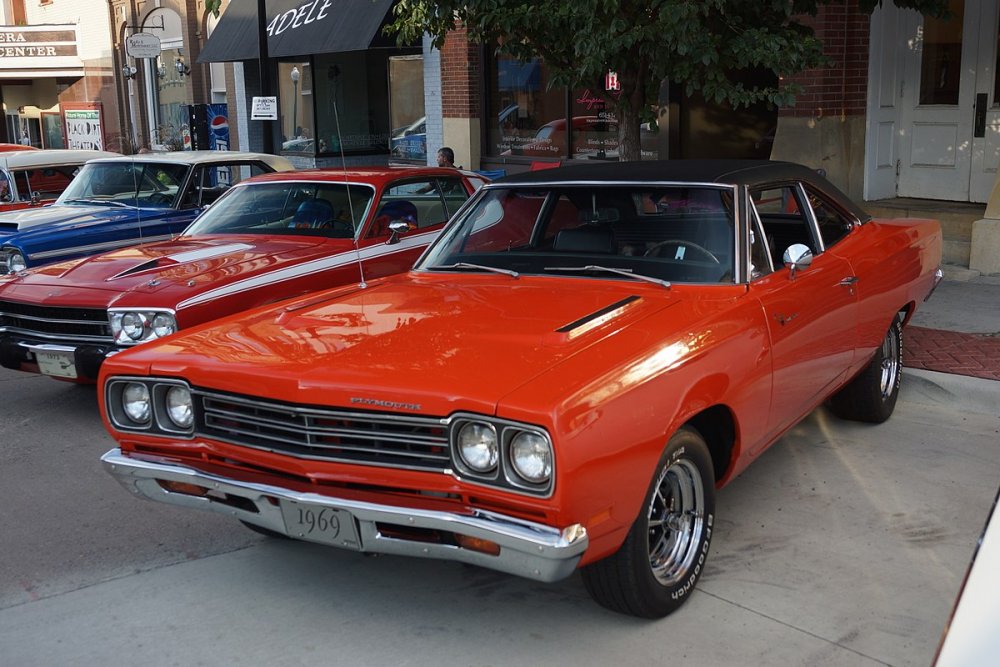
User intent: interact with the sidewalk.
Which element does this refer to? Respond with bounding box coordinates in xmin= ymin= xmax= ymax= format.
xmin=904 ymin=267 xmax=1000 ymax=381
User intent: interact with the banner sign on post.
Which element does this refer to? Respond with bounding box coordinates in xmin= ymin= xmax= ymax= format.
xmin=251 ymin=97 xmax=278 ymax=121
xmin=62 ymin=103 xmax=105 ymax=150
xmin=125 ymin=33 xmax=161 ymax=59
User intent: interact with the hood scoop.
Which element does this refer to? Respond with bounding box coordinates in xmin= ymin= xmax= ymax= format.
xmin=556 ymin=295 xmax=642 ymax=334
xmin=109 ymin=242 xmax=255 ymax=280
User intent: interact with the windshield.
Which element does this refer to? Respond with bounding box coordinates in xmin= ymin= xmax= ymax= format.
xmin=57 ymin=161 xmax=189 ymax=208
xmin=183 ymin=181 xmax=375 ymax=239
xmin=418 ymin=184 xmax=736 ymax=284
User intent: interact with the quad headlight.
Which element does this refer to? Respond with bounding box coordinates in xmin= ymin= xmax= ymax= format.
xmin=1 ymin=249 xmax=26 ymax=275
xmin=457 ymin=421 xmax=499 ymax=473
xmin=109 ymin=310 xmax=177 ymax=345
xmin=122 ymin=382 xmax=151 ymax=424
xmin=510 ymin=431 xmax=552 ymax=483
xmin=450 ymin=415 xmax=554 ymax=496
xmin=106 ymin=378 xmax=195 ymax=436
xmin=164 ymin=385 xmax=193 ymax=429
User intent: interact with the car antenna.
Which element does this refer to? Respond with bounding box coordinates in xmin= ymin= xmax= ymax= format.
xmin=333 ymin=99 xmax=366 ymax=289
xmin=132 ymin=154 xmax=143 ymax=244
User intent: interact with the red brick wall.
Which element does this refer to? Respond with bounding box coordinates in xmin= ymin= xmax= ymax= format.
xmin=780 ymin=0 xmax=871 ymax=118
xmin=440 ymin=26 xmax=480 ymax=118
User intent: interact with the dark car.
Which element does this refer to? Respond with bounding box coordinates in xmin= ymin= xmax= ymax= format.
xmin=0 ymin=151 xmax=292 ymax=275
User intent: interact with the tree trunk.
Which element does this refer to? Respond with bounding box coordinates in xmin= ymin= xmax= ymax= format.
xmin=616 ymin=102 xmax=642 ymax=162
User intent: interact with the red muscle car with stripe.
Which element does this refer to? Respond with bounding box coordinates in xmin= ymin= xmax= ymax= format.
xmin=0 ymin=166 xmax=486 ymax=381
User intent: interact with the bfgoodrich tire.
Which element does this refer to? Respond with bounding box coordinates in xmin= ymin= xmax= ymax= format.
xmin=581 ymin=426 xmax=715 ymax=618
xmin=828 ymin=317 xmax=902 ymax=424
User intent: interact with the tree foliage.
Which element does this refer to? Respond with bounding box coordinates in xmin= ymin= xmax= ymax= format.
xmin=389 ymin=0 xmax=949 ymax=160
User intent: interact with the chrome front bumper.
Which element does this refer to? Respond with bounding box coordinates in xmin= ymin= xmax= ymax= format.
xmin=101 ymin=449 xmax=588 ymax=583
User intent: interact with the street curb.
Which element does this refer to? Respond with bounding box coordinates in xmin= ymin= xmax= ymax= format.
xmin=902 ymin=368 xmax=1000 ymax=416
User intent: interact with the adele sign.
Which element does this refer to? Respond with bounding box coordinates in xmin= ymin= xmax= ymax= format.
xmin=267 ymin=0 xmax=332 ymax=36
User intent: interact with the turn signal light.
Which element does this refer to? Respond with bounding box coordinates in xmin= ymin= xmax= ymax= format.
xmin=157 ymin=480 xmax=209 ymax=497
xmin=455 ymin=534 xmax=501 ymax=556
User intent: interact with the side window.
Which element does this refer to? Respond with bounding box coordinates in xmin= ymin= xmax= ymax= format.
xmin=805 ymin=187 xmax=854 ymax=248
xmin=381 ymin=180 xmax=449 ymax=229
xmin=12 ymin=171 xmax=30 ymax=201
xmin=22 ymin=168 xmax=74 ymax=200
xmin=182 ymin=164 xmax=243 ymax=208
xmin=750 ymin=184 xmax=817 ymax=268
xmin=438 ymin=177 xmax=470 ymax=218
xmin=748 ymin=207 xmax=773 ymax=280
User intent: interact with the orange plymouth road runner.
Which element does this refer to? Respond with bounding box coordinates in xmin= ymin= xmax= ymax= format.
xmin=99 ymin=161 xmax=942 ymax=617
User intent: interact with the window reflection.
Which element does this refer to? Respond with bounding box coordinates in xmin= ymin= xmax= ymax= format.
xmin=919 ymin=0 xmax=965 ymax=106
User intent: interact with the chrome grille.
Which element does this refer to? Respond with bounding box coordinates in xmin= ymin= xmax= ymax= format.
xmin=196 ymin=391 xmax=451 ymax=471
xmin=0 ymin=300 xmax=112 ymax=342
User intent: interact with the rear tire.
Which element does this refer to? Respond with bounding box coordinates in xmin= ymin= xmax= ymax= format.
xmin=581 ymin=426 xmax=715 ymax=618
xmin=828 ymin=317 xmax=902 ymax=424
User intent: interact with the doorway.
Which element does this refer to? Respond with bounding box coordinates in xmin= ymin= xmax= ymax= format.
xmin=866 ymin=0 xmax=1000 ymax=202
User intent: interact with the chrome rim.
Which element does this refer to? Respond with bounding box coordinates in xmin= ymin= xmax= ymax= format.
xmin=879 ymin=326 xmax=900 ymax=399
xmin=647 ymin=458 xmax=705 ymax=586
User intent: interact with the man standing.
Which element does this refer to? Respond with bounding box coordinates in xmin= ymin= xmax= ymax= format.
xmin=436 ymin=147 xmax=456 ymax=168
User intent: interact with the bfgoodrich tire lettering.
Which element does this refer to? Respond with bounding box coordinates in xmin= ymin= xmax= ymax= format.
xmin=828 ymin=317 xmax=902 ymax=424
xmin=581 ymin=426 xmax=716 ymax=618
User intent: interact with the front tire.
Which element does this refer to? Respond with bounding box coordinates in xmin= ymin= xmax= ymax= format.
xmin=581 ymin=426 xmax=715 ymax=618
xmin=828 ymin=317 xmax=902 ymax=423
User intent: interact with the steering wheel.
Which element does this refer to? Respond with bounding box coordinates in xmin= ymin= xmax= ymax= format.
xmin=320 ymin=218 xmax=355 ymax=237
xmin=644 ymin=239 xmax=720 ymax=264
xmin=147 ymin=192 xmax=173 ymax=205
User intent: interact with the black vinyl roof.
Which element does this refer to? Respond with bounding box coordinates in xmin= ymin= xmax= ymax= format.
xmin=496 ymin=160 xmax=870 ymax=222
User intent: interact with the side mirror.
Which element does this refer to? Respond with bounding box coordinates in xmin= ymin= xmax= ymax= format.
xmin=386 ymin=220 xmax=413 ymax=245
xmin=782 ymin=243 xmax=813 ymax=280
xmin=30 ymin=191 xmax=40 ymax=205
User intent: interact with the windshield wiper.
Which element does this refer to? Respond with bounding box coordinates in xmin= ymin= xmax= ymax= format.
xmin=429 ymin=262 xmax=519 ymax=278
xmin=543 ymin=265 xmax=671 ymax=289
xmin=64 ymin=198 xmax=133 ymax=208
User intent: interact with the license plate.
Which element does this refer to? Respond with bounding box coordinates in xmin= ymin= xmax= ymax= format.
xmin=280 ymin=500 xmax=361 ymax=550
xmin=34 ymin=349 xmax=78 ymax=379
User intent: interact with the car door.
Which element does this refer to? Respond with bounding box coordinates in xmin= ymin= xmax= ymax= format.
xmin=750 ymin=182 xmax=859 ymax=440
xmin=360 ymin=176 xmax=471 ymax=279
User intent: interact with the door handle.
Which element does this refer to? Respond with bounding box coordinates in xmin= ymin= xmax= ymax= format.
xmin=839 ymin=276 xmax=859 ymax=287
xmin=975 ymin=93 xmax=988 ymax=138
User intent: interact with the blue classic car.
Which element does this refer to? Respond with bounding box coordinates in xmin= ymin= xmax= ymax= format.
xmin=0 ymin=151 xmax=293 ymax=275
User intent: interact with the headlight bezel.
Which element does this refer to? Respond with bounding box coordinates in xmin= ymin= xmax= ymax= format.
xmin=2 ymin=248 xmax=26 ymax=274
xmin=449 ymin=413 xmax=554 ymax=497
xmin=109 ymin=308 xmax=178 ymax=346
xmin=106 ymin=377 xmax=196 ymax=437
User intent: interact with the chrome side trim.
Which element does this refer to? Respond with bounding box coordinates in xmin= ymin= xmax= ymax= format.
xmin=101 ymin=448 xmax=587 ymax=583
xmin=924 ymin=268 xmax=944 ymax=302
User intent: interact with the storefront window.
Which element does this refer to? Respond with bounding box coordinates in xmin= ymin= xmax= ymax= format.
xmin=487 ymin=55 xmax=567 ymax=158
xmin=389 ymin=55 xmax=426 ymax=162
xmin=153 ymin=48 xmax=188 ymax=149
xmin=279 ymin=61 xmax=315 ymax=153
xmin=486 ymin=54 xmax=660 ymax=161
xmin=313 ymin=51 xmax=401 ymax=156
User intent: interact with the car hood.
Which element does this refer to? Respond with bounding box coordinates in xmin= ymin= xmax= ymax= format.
xmin=119 ymin=274 xmax=682 ymax=416
xmin=0 ymin=235 xmax=339 ymax=307
xmin=0 ymin=204 xmax=172 ymax=241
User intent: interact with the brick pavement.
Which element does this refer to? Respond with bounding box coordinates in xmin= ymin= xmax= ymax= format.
xmin=903 ymin=326 xmax=1000 ymax=381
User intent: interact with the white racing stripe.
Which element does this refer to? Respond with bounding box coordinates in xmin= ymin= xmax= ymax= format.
xmin=165 ymin=243 xmax=254 ymax=264
xmin=175 ymin=230 xmax=438 ymax=310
